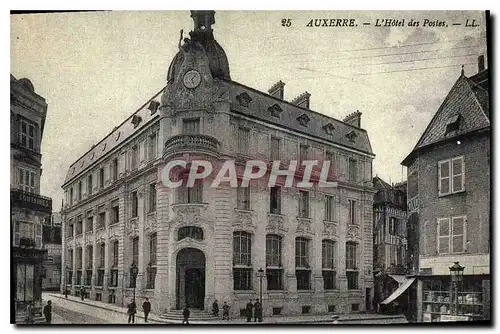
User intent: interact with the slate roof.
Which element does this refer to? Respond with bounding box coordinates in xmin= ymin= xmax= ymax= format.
xmin=373 ymin=176 xmax=393 ymax=190
xmin=402 ymin=72 xmax=490 ymax=166
xmin=63 ymin=88 xmax=164 ymax=186
xmin=227 ymin=80 xmax=374 ymax=156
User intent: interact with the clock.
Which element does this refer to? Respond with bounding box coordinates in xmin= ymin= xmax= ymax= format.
xmin=183 ymin=69 xmax=202 ymax=89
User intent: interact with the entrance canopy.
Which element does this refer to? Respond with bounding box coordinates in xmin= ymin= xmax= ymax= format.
xmin=380 ymin=277 xmax=416 ymax=305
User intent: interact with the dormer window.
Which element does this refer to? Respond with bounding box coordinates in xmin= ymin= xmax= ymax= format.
xmin=297 ymin=113 xmax=311 ymax=127
xmin=346 ymin=131 xmax=357 ymax=143
xmin=445 ymin=114 xmax=461 ymax=135
xmin=131 ymin=115 xmax=142 ymax=128
xmin=148 ymin=101 xmax=160 ymax=115
xmin=268 ymin=104 xmax=283 ymax=118
xmin=323 ymin=123 xmax=335 ymax=135
xmin=236 ymin=92 xmax=252 ymax=108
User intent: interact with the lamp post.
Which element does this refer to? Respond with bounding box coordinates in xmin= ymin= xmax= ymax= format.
xmin=131 ymin=263 xmax=138 ymax=302
xmin=257 ymin=268 xmax=265 ymax=321
xmin=449 ymin=261 xmax=464 ymax=316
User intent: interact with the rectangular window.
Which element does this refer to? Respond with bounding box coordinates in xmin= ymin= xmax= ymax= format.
xmin=76 ymin=216 xmax=83 ymax=235
xmin=19 ymin=119 xmax=36 ymax=151
xmin=438 ymin=216 xmax=466 ymax=254
xmin=149 ymin=233 xmax=157 ymax=265
xmin=98 ymin=243 xmax=105 ymax=268
xmin=270 ymin=136 xmax=280 ymax=161
xmin=296 ymin=270 xmax=311 ymax=290
xmin=233 ymin=268 xmax=253 ymax=290
xmin=110 ymin=269 xmax=118 ymax=287
xmin=323 ymin=271 xmax=336 ymax=290
xmin=131 ymin=191 xmax=138 ymax=218
xmin=86 ymin=216 xmax=93 ymax=233
xmin=233 ymin=231 xmax=252 ymax=267
xmin=325 ymin=151 xmax=334 ymax=177
xmin=86 ymin=246 xmax=93 ymax=270
xmin=99 ymin=168 xmax=104 ymax=188
xmin=346 ymin=242 xmax=357 ymax=269
xmin=182 ymin=118 xmax=200 ymax=134
xmin=112 ymin=158 xmax=118 ymax=181
xmin=325 ymin=195 xmax=335 ymax=221
xmin=295 ymin=237 xmax=310 ymax=268
xmin=237 ymin=186 xmax=250 ymax=210
xmin=18 ymin=168 xmax=36 ymax=193
xmin=298 ymin=191 xmax=310 ymax=218
xmin=98 ymin=211 xmax=106 ymax=229
xmin=389 ymin=217 xmax=397 ymax=235
xmin=67 ymin=223 xmax=74 ymax=238
xmin=87 ymin=174 xmax=93 ymax=195
xmin=112 ymin=240 xmax=119 ymax=267
xmin=266 ymin=234 xmax=283 ymax=290
xmin=438 ymin=156 xmax=465 ymax=196
xmin=146 ymin=266 xmax=156 ymax=289
xmin=238 ymin=127 xmax=250 ymax=154
xmin=78 ymin=181 xmax=82 ymax=201
xmin=348 ymin=200 xmax=357 ymax=225
xmin=131 ymin=146 xmax=138 ymax=170
xmin=13 ymin=221 xmax=20 ymax=246
xmin=148 ymin=132 xmax=157 ymax=160
xmin=111 ymin=200 xmax=119 ymax=225
xmin=177 ymin=181 xmax=203 ymax=204
xmin=35 ymin=223 xmax=42 ymax=249
xmin=132 ymin=237 xmax=139 ymax=266
xmin=299 ymin=144 xmax=309 ymax=162
xmin=149 ymin=183 xmax=157 ymax=212
xmin=70 ymin=188 xmax=74 ymax=206
xmin=347 ymin=271 xmax=359 ymax=290
xmin=348 ymin=158 xmax=358 ymax=182
xmin=269 ymin=186 xmax=281 ymax=214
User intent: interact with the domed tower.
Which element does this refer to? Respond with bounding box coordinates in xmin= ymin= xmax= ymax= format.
xmin=166 ymin=10 xmax=230 ymax=85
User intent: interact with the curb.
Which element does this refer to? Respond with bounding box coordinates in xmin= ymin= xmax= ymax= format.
xmin=47 ymin=294 xmax=170 ymax=324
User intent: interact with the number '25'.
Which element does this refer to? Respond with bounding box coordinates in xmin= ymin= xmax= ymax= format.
xmin=281 ymin=19 xmax=292 ymax=27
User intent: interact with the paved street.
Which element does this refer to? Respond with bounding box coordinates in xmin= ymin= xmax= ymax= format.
xmin=52 ymin=305 xmax=108 ymax=324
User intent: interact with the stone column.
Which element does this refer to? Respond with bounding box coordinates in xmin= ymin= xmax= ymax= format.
xmin=155 ymin=178 xmax=170 ymax=313
xmin=91 ymin=211 xmax=97 ymax=300
xmin=103 ymin=237 xmax=110 ymax=302
xmin=71 ymin=246 xmax=77 ymax=295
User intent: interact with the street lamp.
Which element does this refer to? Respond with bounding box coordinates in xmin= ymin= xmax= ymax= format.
xmin=130 ymin=263 xmax=138 ymax=302
xmin=449 ymin=261 xmax=465 ymax=316
xmin=257 ymin=268 xmax=265 ymax=321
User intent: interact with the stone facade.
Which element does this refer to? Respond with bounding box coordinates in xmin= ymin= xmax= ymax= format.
xmin=61 ymin=11 xmax=375 ymax=318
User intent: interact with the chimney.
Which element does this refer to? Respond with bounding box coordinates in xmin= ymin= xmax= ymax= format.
xmin=343 ymin=110 xmax=362 ymax=128
xmin=478 ymin=55 xmax=485 ymax=72
xmin=291 ymin=92 xmax=311 ymax=109
xmin=268 ymin=81 xmax=285 ymax=100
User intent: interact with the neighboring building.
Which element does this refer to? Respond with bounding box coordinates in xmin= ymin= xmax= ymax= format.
xmin=401 ymin=56 xmax=490 ymax=322
xmin=61 ymin=11 xmax=376 ymax=317
xmin=42 ymin=211 xmax=62 ymax=291
xmin=11 ymin=75 xmax=52 ymax=323
xmin=372 ymin=177 xmax=414 ymax=319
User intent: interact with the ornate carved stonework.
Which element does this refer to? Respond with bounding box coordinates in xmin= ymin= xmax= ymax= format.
xmin=322 ymin=221 xmax=338 ymax=238
xmin=96 ymin=237 xmax=105 ymax=245
xmin=145 ymin=213 xmax=158 ymax=234
xmin=346 ymin=224 xmax=360 ymax=240
xmin=127 ymin=218 xmax=139 ymax=237
xmin=232 ymin=209 xmax=256 ymax=232
xmin=364 ymin=267 xmax=372 ymax=276
xmin=170 ymin=204 xmax=207 ymax=227
xmin=296 ymin=218 xmax=313 ymax=235
xmin=266 ymin=213 xmax=287 ymax=234
xmin=236 ymin=92 xmax=252 ymax=107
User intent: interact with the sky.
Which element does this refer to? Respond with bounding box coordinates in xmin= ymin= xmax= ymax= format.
xmin=10 ymin=10 xmax=488 ymax=209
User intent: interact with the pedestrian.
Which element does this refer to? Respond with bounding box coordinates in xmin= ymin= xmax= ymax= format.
xmin=127 ymin=299 xmax=137 ymax=324
xmin=253 ymin=299 xmax=262 ymax=322
xmin=43 ymin=300 xmax=52 ymax=324
xmin=182 ymin=305 xmax=190 ymax=324
xmin=142 ymin=298 xmax=151 ymax=323
xmin=222 ymin=301 xmax=230 ymax=320
xmin=212 ymin=300 xmax=219 ymax=317
xmin=245 ymin=299 xmax=253 ymax=322
xmin=64 ymin=288 xmax=68 ymax=298
xmin=80 ymin=286 xmax=85 ymax=301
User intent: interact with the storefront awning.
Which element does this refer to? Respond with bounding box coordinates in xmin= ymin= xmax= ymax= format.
xmin=389 ymin=274 xmax=406 ymax=284
xmin=380 ymin=277 xmax=416 ymax=305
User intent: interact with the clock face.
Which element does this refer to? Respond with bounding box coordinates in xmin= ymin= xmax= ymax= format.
xmin=183 ymin=70 xmax=202 ymax=89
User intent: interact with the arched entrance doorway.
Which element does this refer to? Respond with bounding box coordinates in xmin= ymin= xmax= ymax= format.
xmin=176 ymin=248 xmax=206 ymax=310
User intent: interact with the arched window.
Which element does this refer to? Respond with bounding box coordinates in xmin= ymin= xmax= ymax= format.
xmin=322 ymin=239 xmax=336 ymax=290
xmin=233 ymin=231 xmax=252 ymax=290
xmin=266 ymin=234 xmax=283 ymax=290
xmin=178 ymin=226 xmax=204 ymax=241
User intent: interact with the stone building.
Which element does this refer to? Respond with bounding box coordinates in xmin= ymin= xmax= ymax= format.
xmin=61 ymin=11 xmax=375 ymax=317
xmin=42 ymin=210 xmax=62 ymax=291
xmin=401 ymin=56 xmax=490 ymax=322
xmin=11 ymin=74 xmax=52 ymax=323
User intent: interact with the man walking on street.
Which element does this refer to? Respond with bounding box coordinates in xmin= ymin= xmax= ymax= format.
xmin=222 ymin=301 xmax=230 ymax=320
xmin=212 ymin=300 xmax=219 ymax=317
xmin=253 ymin=299 xmax=262 ymax=322
xmin=80 ymin=286 xmax=85 ymax=301
xmin=245 ymin=300 xmax=253 ymax=322
xmin=43 ymin=300 xmax=52 ymax=324
xmin=127 ymin=299 xmax=137 ymax=324
xmin=142 ymin=298 xmax=151 ymax=323
xmin=182 ymin=305 xmax=190 ymax=324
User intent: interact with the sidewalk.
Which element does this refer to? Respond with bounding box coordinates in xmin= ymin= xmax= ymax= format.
xmin=45 ymin=293 xmax=406 ymax=325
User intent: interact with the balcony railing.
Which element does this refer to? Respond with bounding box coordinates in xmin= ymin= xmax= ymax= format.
xmin=163 ymin=134 xmax=220 ymax=159
xmin=11 ymin=189 xmax=52 ymax=213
